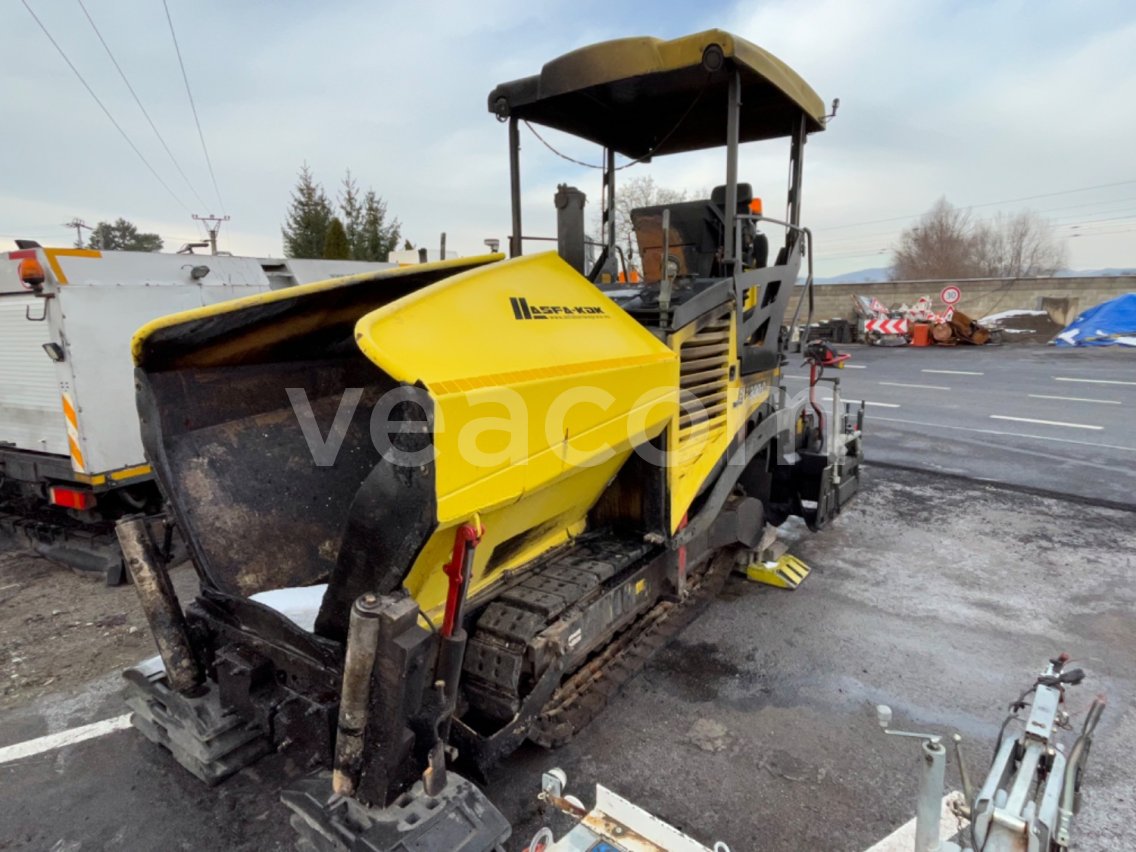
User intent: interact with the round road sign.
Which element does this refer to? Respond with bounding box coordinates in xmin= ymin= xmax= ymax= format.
xmin=940 ymin=285 xmax=962 ymax=305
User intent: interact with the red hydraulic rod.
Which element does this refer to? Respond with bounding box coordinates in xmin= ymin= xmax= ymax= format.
xmin=808 ymin=359 xmax=825 ymax=440
xmin=805 ymin=343 xmax=851 ymax=448
xmin=441 ymin=521 xmax=483 ymax=637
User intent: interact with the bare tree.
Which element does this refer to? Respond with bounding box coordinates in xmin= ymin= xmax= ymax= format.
xmin=890 ymin=198 xmax=977 ymax=280
xmin=891 ymin=198 xmax=1065 ymax=280
xmin=972 ymin=211 xmax=1066 ymax=277
xmin=605 ymin=175 xmax=687 ymax=272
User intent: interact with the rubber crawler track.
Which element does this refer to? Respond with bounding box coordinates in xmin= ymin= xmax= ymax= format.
xmin=530 ymin=549 xmax=736 ymax=747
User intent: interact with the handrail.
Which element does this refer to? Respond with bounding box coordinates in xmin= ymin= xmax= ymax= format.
xmin=659 ymin=208 xmax=673 ymax=325
xmin=733 ymin=213 xmax=814 ymax=351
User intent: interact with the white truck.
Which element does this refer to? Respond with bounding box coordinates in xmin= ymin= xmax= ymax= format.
xmin=0 ymin=243 xmax=393 ymax=580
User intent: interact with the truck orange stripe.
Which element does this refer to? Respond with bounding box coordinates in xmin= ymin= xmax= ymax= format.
xmin=44 ymin=248 xmax=101 ymax=285
xmin=62 ymin=394 xmax=78 ymax=428
xmin=68 ymin=436 xmax=87 ymax=472
xmin=61 ymin=393 xmax=85 ymax=471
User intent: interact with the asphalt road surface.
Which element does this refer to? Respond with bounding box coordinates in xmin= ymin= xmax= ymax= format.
xmin=781 ymin=344 xmax=1136 ymax=507
xmin=2 ymin=466 xmax=1134 ymax=851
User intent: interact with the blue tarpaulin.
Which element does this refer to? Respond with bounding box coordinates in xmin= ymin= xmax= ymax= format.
xmin=1054 ymin=293 xmax=1136 ymax=347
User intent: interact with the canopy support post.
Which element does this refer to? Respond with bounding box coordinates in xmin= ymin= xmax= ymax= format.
xmin=723 ymin=70 xmax=741 ymax=270
xmin=786 ymin=114 xmax=806 ymax=240
xmin=509 ymin=116 xmax=522 ymax=258
xmin=604 ymin=148 xmax=616 ymax=259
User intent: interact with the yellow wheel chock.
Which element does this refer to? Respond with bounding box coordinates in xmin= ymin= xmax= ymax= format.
xmin=745 ymin=554 xmax=811 ymax=590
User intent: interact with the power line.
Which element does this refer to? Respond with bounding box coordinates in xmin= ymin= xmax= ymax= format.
xmin=0 ymin=223 xmax=70 ymax=233
xmin=1055 ymin=213 xmax=1136 ymax=230
xmin=20 ymin=0 xmax=192 ymax=214
xmin=1034 ymin=195 xmax=1136 ymax=218
xmin=1069 ymin=226 xmax=1136 ymax=239
xmin=961 ymin=179 xmax=1136 ymax=212
xmin=814 ymin=206 xmax=1136 ymax=259
xmin=816 ymin=178 xmax=1136 ymax=234
xmin=163 ymin=0 xmax=225 ymax=215
xmin=76 ymin=0 xmax=209 ymax=212
xmin=818 ymin=196 xmax=1136 ymax=251
xmin=816 ymin=249 xmax=891 ymax=262
xmin=814 ymin=215 xmax=1136 ymax=261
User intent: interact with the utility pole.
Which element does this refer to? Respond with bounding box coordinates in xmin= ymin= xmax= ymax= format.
xmin=63 ymin=218 xmax=92 ymax=248
xmin=191 ymin=214 xmax=230 ymax=255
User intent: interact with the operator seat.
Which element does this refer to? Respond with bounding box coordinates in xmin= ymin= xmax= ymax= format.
xmin=630 ymin=182 xmax=768 ymax=281
xmin=711 ymin=185 xmax=768 ymax=269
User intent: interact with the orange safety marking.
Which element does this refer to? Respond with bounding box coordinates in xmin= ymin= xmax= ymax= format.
xmin=68 ymin=436 xmax=87 ymax=472
xmin=61 ymin=394 xmax=78 ymax=427
xmin=43 ymin=248 xmax=101 ymax=285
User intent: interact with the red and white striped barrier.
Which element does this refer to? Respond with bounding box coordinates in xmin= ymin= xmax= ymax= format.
xmin=865 ymin=317 xmax=909 ymax=335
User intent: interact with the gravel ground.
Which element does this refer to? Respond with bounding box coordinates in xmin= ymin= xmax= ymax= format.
xmin=0 ymin=536 xmax=196 ymax=714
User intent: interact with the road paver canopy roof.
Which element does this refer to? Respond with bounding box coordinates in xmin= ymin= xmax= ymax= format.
xmin=487 ymin=29 xmax=826 ymax=159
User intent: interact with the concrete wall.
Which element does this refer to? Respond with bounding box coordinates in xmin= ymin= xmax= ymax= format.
xmin=796 ymin=276 xmax=1136 ymax=322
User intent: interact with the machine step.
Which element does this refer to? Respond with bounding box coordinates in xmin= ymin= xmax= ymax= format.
xmin=744 ymin=553 xmax=811 ymax=590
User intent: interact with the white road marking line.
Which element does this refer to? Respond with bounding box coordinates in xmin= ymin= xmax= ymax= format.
xmin=782 ymin=375 xmax=809 ymax=381
xmin=864 ymin=792 xmax=968 ymax=852
xmin=1029 ymin=393 xmax=1121 ymax=405
xmin=0 ymin=714 xmax=132 ymax=764
xmin=878 ymin=381 xmax=950 ymax=391
xmin=1054 ymin=377 xmax=1136 ymax=386
xmin=873 ymin=419 xmax=1129 ymax=475
xmin=922 ymin=369 xmax=984 ymax=376
xmin=843 ymin=364 xmax=867 ymax=369
xmin=822 ymin=397 xmax=900 ymax=408
xmin=990 ymin=414 xmax=1101 ymax=431
xmin=871 ymin=416 xmax=1135 ymax=452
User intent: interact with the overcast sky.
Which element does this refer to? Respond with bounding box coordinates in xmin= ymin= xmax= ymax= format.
xmin=4 ymin=0 xmax=1135 ymax=276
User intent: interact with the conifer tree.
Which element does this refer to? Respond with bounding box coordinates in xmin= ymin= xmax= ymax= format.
xmin=281 ymin=163 xmax=333 ymax=258
xmin=339 ymin=171 xmax=364 ymax=259
xmin=356 ymin=190 xmax=401 ymax=262
xmin=323 ymin=217 xmax=350 ymax=259
xmin=281 ymin=164 xmax=401 ymax=261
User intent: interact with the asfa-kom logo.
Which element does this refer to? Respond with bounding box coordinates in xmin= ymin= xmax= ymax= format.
xmin=510 ymin=296 xmax=609 ymax=321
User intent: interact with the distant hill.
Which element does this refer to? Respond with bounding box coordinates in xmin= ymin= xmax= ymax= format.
xmin=809 ymin=267 xmax=1136 ymax=284
xmin=1053 ymin=268 xmax=1136 ymax=278
xmin=813 ymin=267 xmax=891 ymax=284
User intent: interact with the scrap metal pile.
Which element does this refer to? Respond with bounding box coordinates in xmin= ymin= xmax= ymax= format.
xmin=853 ymin=293 xmax=993 ymax=346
